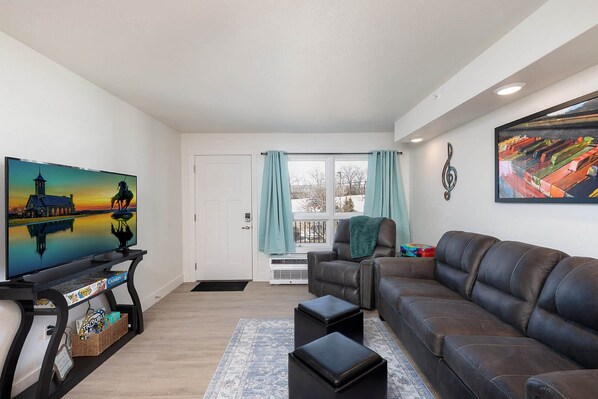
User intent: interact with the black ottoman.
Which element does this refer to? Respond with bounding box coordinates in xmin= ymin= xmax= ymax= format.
xmin=295 ymin=295 xmax=363 ymax=348
xmin=288 ymin=332 xmax=387 ymax=399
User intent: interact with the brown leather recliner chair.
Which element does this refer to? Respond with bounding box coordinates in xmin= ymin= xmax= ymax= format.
xmin=307 ymin=218 xmax=396 ymax=309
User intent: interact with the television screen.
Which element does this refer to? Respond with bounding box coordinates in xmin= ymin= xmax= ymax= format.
xmin=496 ymin=91 xmax=598 ymax=203
xmin=5 ymin=158 xmax=137 ymax=279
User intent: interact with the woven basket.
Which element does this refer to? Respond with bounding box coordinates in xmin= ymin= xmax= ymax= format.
xmin=72 ymin=313 xmax=128 ymax=357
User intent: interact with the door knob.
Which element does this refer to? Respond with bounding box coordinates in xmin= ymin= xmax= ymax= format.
xmin=241 ymin=226 xmax=251 ymax=230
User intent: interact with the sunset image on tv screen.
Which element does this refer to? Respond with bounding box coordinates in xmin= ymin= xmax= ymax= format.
xmin=6 ymin=158 xmax=137 ymax=279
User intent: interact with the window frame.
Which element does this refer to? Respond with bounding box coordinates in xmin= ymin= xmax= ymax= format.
xmin=288 ymin=154 xmax=368 ymax=252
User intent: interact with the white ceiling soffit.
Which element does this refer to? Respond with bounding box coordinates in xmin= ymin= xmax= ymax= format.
xmin=395 ymin=1 xmax=598 ymax=143
xmin=0 ymin=0 xmax=545 ymax=133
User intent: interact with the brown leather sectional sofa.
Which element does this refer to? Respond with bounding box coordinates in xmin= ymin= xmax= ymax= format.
xmin=375 ymin=231 xmax=598 ymax=399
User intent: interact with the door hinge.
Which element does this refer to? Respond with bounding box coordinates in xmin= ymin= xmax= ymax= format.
xmin=194 ymin=214 xmax=196 ymax=222
xmin=193 ymin=165 xmax=196 ymax=173
xmin=195 ymin=263 xmax=197 ymax=270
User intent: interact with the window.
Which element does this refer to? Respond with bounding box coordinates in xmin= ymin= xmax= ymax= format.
xmin=288 ymin=155 xmax=368 ymax=249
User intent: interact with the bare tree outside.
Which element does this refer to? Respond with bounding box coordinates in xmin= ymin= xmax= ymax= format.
xmin=303 ymin=167 xmax=326 ymax=213
xmin=289 ymin=159 xmax=368 ymax=244
xmin=337 ymin=165 xmax=366 ymax=195
xmin=289 ymin=163 xmax=326 ymax=213
xmin=335 ymin=161 xmax=368 ymax=212
xmin=289 ymin=161 xmax=327 ymax=243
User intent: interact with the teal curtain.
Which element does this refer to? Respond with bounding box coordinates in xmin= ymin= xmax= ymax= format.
xmin=364 ymin=150 xmax=411 ymax=246
xmin=259 ymin=151 xmax=296 ymax=254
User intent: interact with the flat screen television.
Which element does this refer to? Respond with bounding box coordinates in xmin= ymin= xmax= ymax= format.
xmin=5 ymin=157 xmax=137 ymax=280
xmin=496 ymin=90 xmax=598 ymax=203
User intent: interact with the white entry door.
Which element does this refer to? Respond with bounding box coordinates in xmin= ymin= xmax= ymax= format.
xmin=195 ymin=155 xmax=253 ymax=280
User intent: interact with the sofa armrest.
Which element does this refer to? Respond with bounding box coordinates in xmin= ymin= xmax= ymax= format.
xmin=526 ymin=370 xmax=598 ymax=399
xmin=359 ymin=259 xmax=376 ymax=310
xmin=374 ymin=257 xmax=436 ymax=281
xmin=307 ymin=251 xmax=337 ymax=294
xmin=374 ymin=257 xmax=436 ymax=306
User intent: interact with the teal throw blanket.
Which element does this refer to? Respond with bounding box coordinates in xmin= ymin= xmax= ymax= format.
xmin=349 ymin=216 xmax=384 ymax=259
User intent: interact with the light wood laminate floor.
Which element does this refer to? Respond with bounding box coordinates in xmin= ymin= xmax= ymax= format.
xmin=65 ymin=282 xmax=436 ymax=398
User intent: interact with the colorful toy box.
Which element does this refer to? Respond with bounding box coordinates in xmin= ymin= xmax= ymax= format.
xmin=106 ymin=271 xmax=127 ymax=288
xmin=400 ymin=243 xmax=436 ymax=258
xmin=89 ymin=271 xmax=128 ymax=289
xmin=34 ymin=271 xmax=128 ymax=309
xmin=53 ymin=277 xmax=107 ymax=306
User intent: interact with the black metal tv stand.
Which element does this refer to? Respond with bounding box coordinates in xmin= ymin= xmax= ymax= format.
xmin=0 ymin=249 xmax=147 ymax=399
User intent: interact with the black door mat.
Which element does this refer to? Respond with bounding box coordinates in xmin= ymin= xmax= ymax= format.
xmin=191 ymin=281 xmax=249 ymax=292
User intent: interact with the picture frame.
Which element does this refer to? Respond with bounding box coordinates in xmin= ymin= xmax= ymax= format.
xmin=495 ymin=90 xmax=598 ymax=203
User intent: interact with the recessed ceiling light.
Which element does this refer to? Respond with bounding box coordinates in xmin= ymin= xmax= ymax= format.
xmin=411 ymin=138 xmax=423 ymax=143
xmin=494 ymin=82 xmax=526 ymax=96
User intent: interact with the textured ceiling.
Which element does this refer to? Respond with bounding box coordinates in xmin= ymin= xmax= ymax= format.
xmin=0 ymin=0 xmax=546 ymax=133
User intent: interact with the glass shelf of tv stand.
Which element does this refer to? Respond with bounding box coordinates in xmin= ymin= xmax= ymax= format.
xmin=12 ymin=249 xmax=146 ymax=293
xmin=32 ymin=278 xmax=128 ymax=314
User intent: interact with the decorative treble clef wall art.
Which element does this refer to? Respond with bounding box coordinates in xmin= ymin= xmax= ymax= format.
xmin=441 ymin=143 xmax=457 ymax=201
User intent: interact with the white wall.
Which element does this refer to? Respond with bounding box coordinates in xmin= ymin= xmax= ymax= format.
xmin=181 ymin=132 xmax=405 ymax=282
xmin=0 ymin=32 xmax=183 ymax=396
xmin=408 ymin=63 xmax=598 ymax=258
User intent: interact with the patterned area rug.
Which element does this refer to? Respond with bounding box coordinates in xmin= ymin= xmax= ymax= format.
xmin=204 ymin=318 xmax=434 ymax=399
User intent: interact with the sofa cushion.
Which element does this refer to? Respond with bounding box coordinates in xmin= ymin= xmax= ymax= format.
xmin=401 ymin=298 xmax=522 ymax=356
xmin=471 ymin=241 xmax=567 ymax=333
xmin=526 ymin=370 xmax=598 ymax=399
xmin=527 ymin=257 xmax=598 ymax=368
xmin=333 ymin=219 xmax=352 ymax=260
xmin=434 ymin=231 xmax=498 ymax=299
xmin=312 ymin=280 xmax=359 ymax=306
xmin=378 ymin=277 xmax=465 ymax=312
xmin=333 ymin=218 xmax=395 ymax=261
xmin=313 ymin=260 xmax=360 ymax=288
xmin=443 ymin=335 xmax=581 ymax=399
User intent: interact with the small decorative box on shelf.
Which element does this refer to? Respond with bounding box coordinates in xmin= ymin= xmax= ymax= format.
xmin=400 ymin=243 xmax=436 ymax=258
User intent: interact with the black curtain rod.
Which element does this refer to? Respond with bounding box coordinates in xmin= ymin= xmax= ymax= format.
xmin=260 ymin=151 xmax=402 ymax=155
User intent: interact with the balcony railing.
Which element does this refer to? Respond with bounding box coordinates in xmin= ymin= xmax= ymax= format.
xmin=293 ymin=221 xmax=326 ymax=244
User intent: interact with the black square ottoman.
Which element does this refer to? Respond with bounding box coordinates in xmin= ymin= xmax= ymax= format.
xmin=288 ymin=332 xmax=387 ymax=399
xmin=294 ymin=295 xmax=363 ymax=348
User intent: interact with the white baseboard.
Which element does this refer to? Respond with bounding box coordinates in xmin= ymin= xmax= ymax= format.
xmin=12 ymin=366 xmax=40 ymax=397
xmin=141 ymin=274 xmax=183 ymax=311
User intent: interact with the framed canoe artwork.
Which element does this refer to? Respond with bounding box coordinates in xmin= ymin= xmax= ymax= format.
xmin=496 ymin=90 xmax=598 ymax=203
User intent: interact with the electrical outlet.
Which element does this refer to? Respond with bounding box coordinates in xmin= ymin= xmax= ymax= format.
xmin=42 ymin=324 xmax=53 ymax=340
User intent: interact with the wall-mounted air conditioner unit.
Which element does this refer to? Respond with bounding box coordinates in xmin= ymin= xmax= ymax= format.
xmin=269 ymin=256 xmax=308 ymax=285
